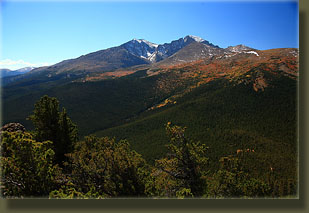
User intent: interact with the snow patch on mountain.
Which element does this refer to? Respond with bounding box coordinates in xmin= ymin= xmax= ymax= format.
xmin=289 ymin=50 xmax=298 ymax=57
xmin=226 ymin=44 xmax=253 ymax=53
xmin=185 ymin=35 xmax=205 ymax=43
xmin=132 ymin=39 xmax=158 ymax=48
xmin=15 ymin=67 xmax=36 ymax=72
xmin=246 ymin=51 xmax=259 ymax=56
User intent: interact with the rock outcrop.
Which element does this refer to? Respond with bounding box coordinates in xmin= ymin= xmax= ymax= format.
xmin=0 ymin=123 xmax=26 ymax=133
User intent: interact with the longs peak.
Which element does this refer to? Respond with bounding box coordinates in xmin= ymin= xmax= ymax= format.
xmin=122 ymin=35 xmax=220 ymax=63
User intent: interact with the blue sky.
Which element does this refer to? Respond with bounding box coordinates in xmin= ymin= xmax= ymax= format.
xmin=0 ymin=0 xmax=298 ymax=70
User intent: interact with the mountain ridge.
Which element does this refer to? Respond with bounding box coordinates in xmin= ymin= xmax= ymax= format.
xmin=3 ymin=35 xmax=258 ymax=87
xmin=0 ymin=67 xmax=35 ymax=78
xmin=25 ymin=35 xmax=226 ymax=74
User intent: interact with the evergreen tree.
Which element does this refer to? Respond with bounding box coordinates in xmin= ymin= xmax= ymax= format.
xmin=154 ymin=122 xmax=209 ymax=197
xmin=206 ymin=155 xmax=272 ymax=198
xmin=28 ymin=95 xmax=60 ymax=144
xmin=28 ymin=95 xmax=78 ymax=164
xmin=58 ymin=108 xmax=78 ymax=161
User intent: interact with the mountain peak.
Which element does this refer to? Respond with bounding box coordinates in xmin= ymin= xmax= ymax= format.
xmin=122 ymin=35 xmax=221 ymax=63
xmin=129 ymin=38 xmax=158 ymax=48
xmin=226 ymin=44 xmax=254 ymax=52
xmin=184 ymin=35 xmax=205 ymax=43
xmin=15 ymin=67 xmax=36 ymax=72
xmin=183 ymin=35 xmax=220 ymax=49
xmin=0 ymin=66 xmax=34 ymax=78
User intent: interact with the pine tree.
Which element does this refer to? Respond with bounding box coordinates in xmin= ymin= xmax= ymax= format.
xmin=28 ymin=95 xmax=60 ymax=144
xmin=155 ymin=122 xmax=209 ymax=197
xmin=28 ymin=95 xmax=78 ymax=164
xmin=58 ymin=108 xmax=78 ymax=161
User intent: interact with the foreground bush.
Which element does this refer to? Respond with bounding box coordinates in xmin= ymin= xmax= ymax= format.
xmin=52 ymin=135 xmax=149 ymax=198
xmin=0 ymin=131 xmax=62 ymax=198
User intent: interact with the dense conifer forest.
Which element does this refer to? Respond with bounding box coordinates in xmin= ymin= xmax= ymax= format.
xmin=0 ymin=85 xmax=297 ymax=198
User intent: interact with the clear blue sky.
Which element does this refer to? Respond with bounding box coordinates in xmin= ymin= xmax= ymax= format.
xmin=0 ymin=0 xmax=298 ymax=70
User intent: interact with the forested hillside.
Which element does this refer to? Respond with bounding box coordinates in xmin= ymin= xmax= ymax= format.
xmin=1 ymin=37 xmax=298 ymax=198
